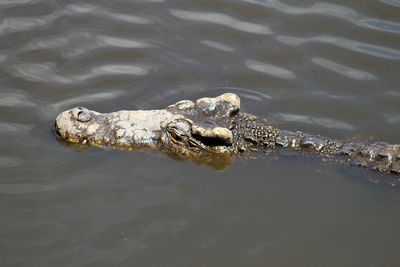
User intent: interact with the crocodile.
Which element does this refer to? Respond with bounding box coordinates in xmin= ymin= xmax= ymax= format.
xmin=55 ymin=93 xmax=400 ymax=180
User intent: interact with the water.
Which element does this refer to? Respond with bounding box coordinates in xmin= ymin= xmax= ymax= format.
xmin=1 ymin=0 xmax=400 ymax=265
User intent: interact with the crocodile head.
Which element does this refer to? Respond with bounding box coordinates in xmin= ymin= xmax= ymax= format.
xmin=55 ymin=93 xmax=240 ymax=159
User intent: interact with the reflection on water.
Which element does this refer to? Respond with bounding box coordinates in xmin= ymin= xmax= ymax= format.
xmin=170 ymin=9 xmax=272 ymax=35
xmin=364 ymin=20 xmax=400 ymax=33
xmin=246 ymin=60 xmax=295 ymax=79
xmin=312 ymin=57 xmax=376 ymax=80
xmin=65 ymin=4 xmax=151 ymax=24
xmin=0 ymin=121 xmax=33 ymax=134
xmin=1 ymin=0 xmax=400 ymax=265
xmin=0 ymin=17 xmax=47 ymax=34
xmin=57 ymin=137 xmax=234 ymax=172
xmin=0 ymin=92 xmax=37 ymax=107
xmin=201 ymin=40 xmax=235 ymax=52
xmin=23 ymin=30 xmax=150 ymax=58
xmin=47 ymin=91 xmax=124 ymax=114
xmin=275 ymin=113 xmax=354 ymax=130
xmin=277 ymin=35 xmax=400 ymax=59
xmin=11 ymin=63 xmax=149 ymax=84
xmin=382 ymin=0 xmax=400 ymax=7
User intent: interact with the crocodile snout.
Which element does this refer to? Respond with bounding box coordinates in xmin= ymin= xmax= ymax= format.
xmin=55 ymin=106 xmax=96 ymax=143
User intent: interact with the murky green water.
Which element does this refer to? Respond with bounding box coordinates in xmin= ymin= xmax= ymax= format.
xmin=1 ymin=0 xmax=400 ymax=266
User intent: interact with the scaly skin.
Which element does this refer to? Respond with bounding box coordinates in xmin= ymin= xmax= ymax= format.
xmin=230 ymin=113 xmax=400 ymax=175
xmin=55 ymin=93 xmax=400 ymax=177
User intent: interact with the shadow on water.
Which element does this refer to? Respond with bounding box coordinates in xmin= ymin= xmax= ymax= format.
xmin=56 ymin=132 xmax=400 ymax=189
xmin=56 ymin=136 xmax=233 ymax=172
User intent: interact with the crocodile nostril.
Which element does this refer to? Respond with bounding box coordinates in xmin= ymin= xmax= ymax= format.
xmin=77 ymin=110 xmax=92 ymax=122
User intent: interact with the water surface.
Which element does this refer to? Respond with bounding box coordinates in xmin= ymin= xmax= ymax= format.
xmin=1 ymin=0 xmax=400 ymax=266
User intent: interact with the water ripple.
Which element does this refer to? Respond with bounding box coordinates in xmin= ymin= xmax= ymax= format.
xmin=0 ymin=121 xmax=33 ymax=135
xmin=244 ymin=0 xmax=357 ymax=17
xmin=0 ymin=183 xmax=53 ymax=194
xmin=23 ymin=30 xmax=149 ymax=58
xmin=276 ymin=113 xmax=354 ymax=130
xmin=0 ymin=3 xmax=150 ymax=37
xmin=381 ymin=0 xmax=400 ymax=7
xmin=93 ymin=65 xmax=148 ymax=76
xmin=96 ymin=35 xmax=149 ymax=49
xmin=29 ymin=30 xmax=99 ymax=58
xmin=312 ymin=57 xmax=376 ymax=80
xmin=362 ymin=20 xmax=400 ymax=33
xmin=246 ymin=60 xmax=295 ymax=79
xmin=170 ymin=9 xmax=271 ymax=35
xmin=310 ymin=92 xmax=355 ymax=101
xmin=357 ymin=45 xmax=400 ymax=58
xmin=384 ymin=114 xmax=400 ymax=124
xmin=384 ymin=90 xmax=400 ymax=97
xmin=244 ymin=0 xmax=400 ymax=34
xmin=12 ymin=63 xmax=81 ymax=84
xmin=11 ymin=63 xmax=149 ymax=85
xmin=66 ymin=4 xmax=150 ymax=24
xmin=201 ymin=40 xmax=235 ymax=52
xmin=0 ymin=93 xmax=37 ymax=107
xmin=0 ymin=17 xmax=47 ymax=35
xmin=48 ymin=91 xmax=124 ymax=114
xmin=0 ymin=156 xmax=21 ymax=168
xmin=277 ymin=35 xmax=400 ymax=59
xmin=216 ymin=86 xmax=273 ymax=100
xmin=0 ymin=0 xmax=34 ymax=6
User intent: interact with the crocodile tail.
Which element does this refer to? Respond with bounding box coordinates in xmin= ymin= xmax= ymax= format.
xmin=274 ymin=129 xmax=400 ymax=176
xmin=338 ymin=142 xmax=400 ymax=175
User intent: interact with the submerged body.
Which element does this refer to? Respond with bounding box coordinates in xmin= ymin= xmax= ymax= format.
xmin=55 ymin=93 xmax=400 ymax=178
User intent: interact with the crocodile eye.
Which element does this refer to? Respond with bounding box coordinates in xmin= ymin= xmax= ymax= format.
xmin=171 ymin=130 xmax=184 ymax=141
xmin=167 ymin=119 xmax=191 ymax=145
